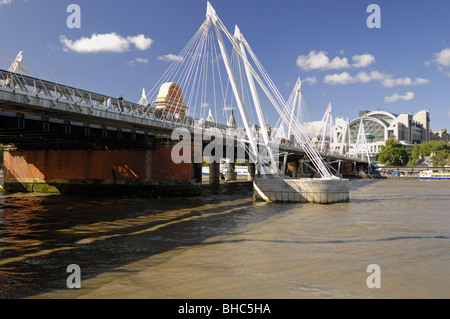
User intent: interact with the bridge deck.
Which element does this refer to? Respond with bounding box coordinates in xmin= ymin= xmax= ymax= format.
xmin=0 ymin=69 xmax=368 ymax=164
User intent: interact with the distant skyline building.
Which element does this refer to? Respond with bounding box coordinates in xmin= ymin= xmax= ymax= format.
xmin=430 ymin=128 xmax=449 ymax=143
xmin=335 ymin=109 xmax=431 ymax=158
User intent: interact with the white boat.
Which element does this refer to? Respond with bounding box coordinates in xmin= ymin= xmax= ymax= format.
xmin=202 ymin=165 xmax=249 ymax=176
xmin=231 ymin=166 xmax=249 ymax=176
xmin=418 ymin=170 xmax=450 ymax=180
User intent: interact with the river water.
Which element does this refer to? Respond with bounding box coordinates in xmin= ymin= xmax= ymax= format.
xmin=0 ymin=178 xmax=448 ymax=299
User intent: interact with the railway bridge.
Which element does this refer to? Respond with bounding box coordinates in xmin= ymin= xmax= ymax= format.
xmin=0 ymin=2 xmax=368 ymax=198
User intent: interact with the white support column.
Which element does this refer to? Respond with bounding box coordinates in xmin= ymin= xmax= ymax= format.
xmin=329 ymin=110 xmax=336 ymax=153
xmin=340 ymin=121 xmax=348 ymax=156
xmin=348 ymin=120 xmax=352 ymax=156
xmin=356 ymin=117 xmax=371 ymax=165
xmin=206 ymin=2 xmax=262 ymax=174
xmin=205 ymin=1 xmax=334 ymax=180
xmin=287 ymin=78 xmax=301 ymax=142
xmin=234 ymin=26 xmax=278 ymax=176
xmin=282 ymin=77 xmax=301 ymax=176
xmin=320 ymin=103 xmax=332 ymax=153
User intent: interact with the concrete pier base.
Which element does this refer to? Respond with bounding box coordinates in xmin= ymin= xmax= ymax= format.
xmin=224 ymin=162 xmax=237 ymax=181
xmin=247 ymin=163 xmax=256 ymax=181
xmin=209 ymin=162 xmax=221 ymax=186
xmin=253 ymin=177 xmax=350 ymax=204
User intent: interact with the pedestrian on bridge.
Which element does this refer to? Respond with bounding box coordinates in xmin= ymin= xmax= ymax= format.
xmin=118 ymin=94 xmax=124 ymax=112
xmin=107 ymin=97 xmax=112 ymax=108
xmin=4 ymin=75 xmax=13 ymax=89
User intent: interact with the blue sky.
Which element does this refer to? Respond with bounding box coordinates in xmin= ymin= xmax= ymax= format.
xmin=1 ymin=0 xmax=450 ymax=131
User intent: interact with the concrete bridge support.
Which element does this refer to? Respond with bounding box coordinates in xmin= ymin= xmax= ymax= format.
xmin=193 ymin=162 xmax=203 ymax=183
xmin=209 ymin=161 xmax=221 ymax=186
xmin=224 ymin=161 xmax=237 ymax=181
xmin=254 ymin=177 xmax=350 ymax=204
xmin=2 ymin=142 xmax=200 ymax=197
xmin=247 ymin=163 xmax=256 ymax=181
xmin=299 ymin=160 xmax=308 ymax=177
xmin=292 ymin=160 xmax=299 ymax=178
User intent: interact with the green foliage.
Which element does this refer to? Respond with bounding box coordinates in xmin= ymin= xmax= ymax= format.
xmin=411 ymin=142 xmax=421 ymax=162
xmin=410 ymin=140 xmax=450 ymax=166
xmin=411 ymin=140 xmax=450 ymax=161
xmin=235 ymin=160 xmax=248 ymax=166
xmin=406 ymin=159 xmax=416 ymax=167
xmin=378 ymin=136 xmax=409 ymax=166
xmin=431 ymin=149 xmax=450 ymax=167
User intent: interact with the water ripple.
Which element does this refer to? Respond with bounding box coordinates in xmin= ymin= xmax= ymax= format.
xmin=201 ymin=235 xmax=450 ymax=246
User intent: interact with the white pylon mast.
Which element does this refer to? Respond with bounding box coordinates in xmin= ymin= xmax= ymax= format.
xmin=204 ymin=2 xmax=334 ymax=179
xmin=347 ymin=119 xmax=351 ymax=156
xmin=138 ymin=88 xmax=148 ymax=106
xmin=229 ymin=35 xmax=334 ymax=179
xmin=356 ymin=117 xmax=371 ymax=165
xmin=206 ymin=2 xmax=262 ymax=174
xmin=234 ymin=26 xmax=278 ymax=175
xmin=282 ymin=77 xmax=301 ymax=175
xmin=339 ymin=119 xmax=349 ymax=156
xmin=288 ymin=77 xmax=301 ymax=141
xmin=8 ymin=51 xmax=29 ymax=74
xmin=319 ymin=103 xmax=333 ymax=153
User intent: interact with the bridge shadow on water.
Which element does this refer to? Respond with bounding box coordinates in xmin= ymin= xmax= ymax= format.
xmin=0 ymin=181 xmax=286 ymax=299
xmin=1 ymin=178 xmax=421 ymax=299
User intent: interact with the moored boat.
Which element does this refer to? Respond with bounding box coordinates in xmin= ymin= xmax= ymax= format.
xmin=202 ymin=165 xmax=249 ymax=176
xmin=418 ymin=170 xmax=450 ymax=180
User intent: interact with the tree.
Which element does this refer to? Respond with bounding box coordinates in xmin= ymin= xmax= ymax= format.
xmin=410 ymin=140 xmax=450 ymax=166
xmin=412 ymin=140 xmax=449 ymax=160
xmin=378 ymin=136 xmax=409 ymax=166
xmin=407 ymin=158 xmax=416 ymax=167
xmin=432 ymin=149 xmax=450 ymax=167
xmin=411 ymin=142 xmax=421 ymax=162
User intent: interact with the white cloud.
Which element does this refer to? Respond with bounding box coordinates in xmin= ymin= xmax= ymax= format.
xmin=324 ymin=70 xmax=429 ymax=87
xmin=353 ymin=72 xmax=373 ymax=83
xmin=369 ymin=70 xmax=387 ymax=81
xmin=135 ymin=58 xmax=148 ymax=64
xmin=127 ymin=57 xmax=149 ymax=67
xmin=60 ymin=33 xmax=153 ymax=53
xmin=296 ymin=51 xmax=348 ymax=71
xmin=327 ymin=56 xmax=349 ymax=70
xmin=296 ymin=51 xmax=375 ymax=71
xmin=381 ymin=76 xmax=429 ymax=88
xmin=384 ymin=92 xmax=415 ymax=103
xmin=1 ymin=0 xmax=12 ymax=4
xmin=128 ymin=35 xmax=153 ymax=51
xmin=324 ymin=71 xmax=373 ymax=85
xmin=303 ymin=77 xmax=317 ymax=85
xmin=429 ymin=48 xmax=450 ymax=67
xmin=323 ymin=72 xmax=352 ymax=85
xmin=157 ymin=54 xmax=185 ymax=62
xmin=352 ymin=54 xmax=376 ymax=68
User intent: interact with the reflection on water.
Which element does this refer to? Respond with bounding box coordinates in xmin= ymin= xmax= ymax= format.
xmin=0 ymin=179 xmax=449 ymax=299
